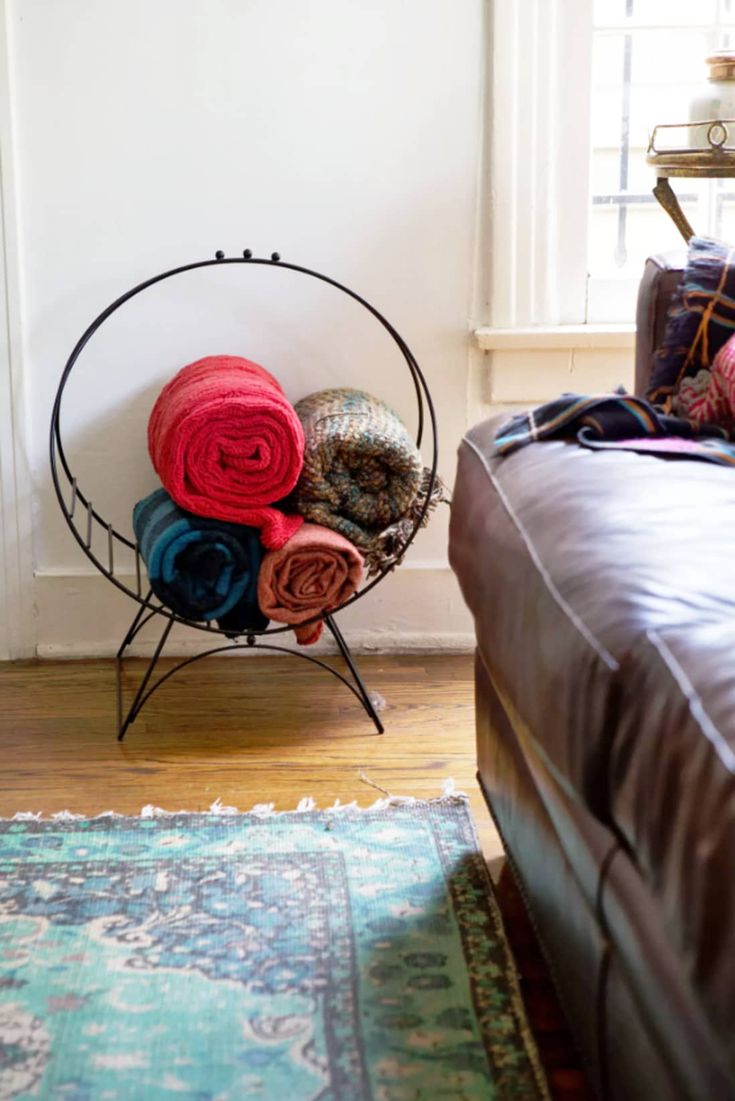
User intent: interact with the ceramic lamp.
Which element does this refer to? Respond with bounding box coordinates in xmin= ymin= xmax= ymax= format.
xmin=689 ymin=51 xmax=735 ymax=148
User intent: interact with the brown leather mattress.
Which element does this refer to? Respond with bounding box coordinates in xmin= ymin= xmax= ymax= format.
xmin=449 ymin=414 xmax=735 ymax=1071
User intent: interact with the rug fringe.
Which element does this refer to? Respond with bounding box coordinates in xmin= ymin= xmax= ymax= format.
xmin=3 ymin=780 xmax=467 ymax=822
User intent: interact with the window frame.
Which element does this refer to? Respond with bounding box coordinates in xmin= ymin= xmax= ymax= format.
xmin=488 ymin=0 xmax=594 ymax=329
xmin=487 ymin=1 xmax=735 ymax=331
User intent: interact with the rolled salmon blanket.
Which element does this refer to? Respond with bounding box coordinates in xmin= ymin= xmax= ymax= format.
xmin=293 ymin=388 xmax=424 ymax=549
xmin=133 ymin=487 xmax=268 ymax=630
xmin=147 ymin=355 xmax=305 ymax=550
xmin=257 ymin=522 xmax=364 ymax=645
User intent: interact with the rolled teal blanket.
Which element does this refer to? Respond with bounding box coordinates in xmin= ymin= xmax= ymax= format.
xmin=133 ymin=488 xmax=268 ymax=630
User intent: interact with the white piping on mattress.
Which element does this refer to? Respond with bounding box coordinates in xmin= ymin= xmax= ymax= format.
xmin=462 ymin=436 xmax=619 ymax=671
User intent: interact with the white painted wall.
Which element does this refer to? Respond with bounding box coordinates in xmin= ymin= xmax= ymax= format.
xmin=6 ymin=0 xmax=487 ymax=654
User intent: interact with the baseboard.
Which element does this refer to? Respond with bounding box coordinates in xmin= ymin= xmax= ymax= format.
xmin=33 ymin=566 xmax=475 ymax=657
xmin=36 ymin=633 xmax=475 ymax=659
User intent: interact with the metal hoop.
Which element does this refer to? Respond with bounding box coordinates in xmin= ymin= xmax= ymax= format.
xmin=50 ymin=249 xmax=439 ymax=640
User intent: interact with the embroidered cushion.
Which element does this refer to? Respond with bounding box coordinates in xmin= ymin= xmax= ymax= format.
xmin=677 ymin=333 xmax=735 ymax=429
xmin=647 ymin=236 xmax=735 ymax=409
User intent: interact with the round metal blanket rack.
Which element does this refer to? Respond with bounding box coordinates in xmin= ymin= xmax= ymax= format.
xmin=50 ymin=248 xmax=438 ymax=740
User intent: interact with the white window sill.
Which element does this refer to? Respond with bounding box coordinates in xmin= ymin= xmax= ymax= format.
xmin=473 ymin=324 xmax=636 ymax=352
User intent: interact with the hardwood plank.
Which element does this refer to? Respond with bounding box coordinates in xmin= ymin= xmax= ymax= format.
xmin=0 ymin=654 xmax=500 ymax=856
xmin=497 ymin=864 xmax=597 ymax=1101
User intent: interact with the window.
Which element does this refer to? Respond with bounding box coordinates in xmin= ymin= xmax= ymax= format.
xmin=488 ymin=0 xmax=735 ymax=330
xmin=589 ymin=0 xmax=735 ymax=320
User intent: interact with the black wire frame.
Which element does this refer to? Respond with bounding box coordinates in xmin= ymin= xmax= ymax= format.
xmin=49 ymin=251 xmax=438 ymax=738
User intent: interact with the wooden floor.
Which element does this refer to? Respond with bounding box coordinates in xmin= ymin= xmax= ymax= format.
xmin=0 ymin=654 xmax=502 ymax=854
xmin=0 ymin=653 xmax=593 ymax=1099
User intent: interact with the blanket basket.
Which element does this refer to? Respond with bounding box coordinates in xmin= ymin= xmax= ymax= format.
xmin=49 ymin=249 xmax=438 ymax=739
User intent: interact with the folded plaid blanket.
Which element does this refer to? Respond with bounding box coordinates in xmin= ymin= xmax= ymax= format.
xmin=495 ymin=239 xmax=735 ymax=468
xmin=147 ymin=355 xmax=304 ymax=550
xmin=494 ymin=393 xmax=735 ymax=465
xmin=257 ymin=523 xmax=364 ymax=645
xmin=133 ymin=488 xmax=268 ymax=629
xmin=293 ymin=388 xmax=424 ymax=549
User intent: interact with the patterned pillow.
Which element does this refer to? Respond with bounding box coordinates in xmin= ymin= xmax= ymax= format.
xmin=676 ymin=332 xmax=735 ymax=429
xmin=647 ymin=236 xmax=735 ymax=409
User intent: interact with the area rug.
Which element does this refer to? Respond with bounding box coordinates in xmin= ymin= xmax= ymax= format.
xmin=0 ymin=794 xmax=549 ymax=1101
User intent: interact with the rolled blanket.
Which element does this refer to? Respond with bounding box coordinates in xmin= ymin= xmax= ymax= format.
xmin=147 ymin=355 xmax=304 ymax=549
xmin=361 ymin=466 xmax=451 ymax=577
xmin=133 ymin=487 xmax=268 ymax=630
xmin=257 ymin=522 xmax=364 ymax=645
xmin=293 ymin=388 xmax=423 ymax=549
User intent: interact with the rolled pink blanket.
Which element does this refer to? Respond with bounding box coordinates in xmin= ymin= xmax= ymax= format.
xmin=257 ymin=523 xmax=364 ymax=644
xmin=147 ymin=355 xmax=304 ymax=549
xmin=681 ymin=335 xmax=735 ymax=430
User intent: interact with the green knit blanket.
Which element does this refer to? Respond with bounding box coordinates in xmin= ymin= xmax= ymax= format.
xmin=293 ymin=388 xmax=424 ymax=550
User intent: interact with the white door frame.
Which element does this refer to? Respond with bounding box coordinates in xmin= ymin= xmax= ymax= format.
xmin=0 ymin=0 xmax=34 ymax=660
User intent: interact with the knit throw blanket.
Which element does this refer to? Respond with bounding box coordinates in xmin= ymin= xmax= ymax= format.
xmin=293 ymin=389 xmax=424 ymax=550
xmin=257 ymin=523 xmax=364 ymax=645
xmin=494 ymin=392 xmax=735 ymax=465
xmin=361 ymin=466 xmax=451 ymax=578
xmin=133 ymin=488 xmax=268 ymax=630
xmin=147 ymin=356 xmax=304 ymax=550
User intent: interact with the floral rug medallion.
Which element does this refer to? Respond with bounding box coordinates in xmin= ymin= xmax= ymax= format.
xmin=0 ymin=797 xmax=549 ymax=1100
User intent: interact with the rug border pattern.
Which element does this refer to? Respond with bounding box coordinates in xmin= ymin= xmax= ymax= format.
xmin=0 ymin=793 xmax=551 ymax=1101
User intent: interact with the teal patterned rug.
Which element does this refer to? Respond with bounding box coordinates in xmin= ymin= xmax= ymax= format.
xmin=0 ymin=796 xmax=549 ymax=1100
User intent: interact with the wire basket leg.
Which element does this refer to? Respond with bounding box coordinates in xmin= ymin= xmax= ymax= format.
xmin=117 ymin=617 xmax=174 ymax=741
xmin=115 ymin=591 xmax=154 ymax=733
xmin=116 ymin=589 xmax=154 ymax=660
xmin=323 ymin=613 xmax=384 ymax=734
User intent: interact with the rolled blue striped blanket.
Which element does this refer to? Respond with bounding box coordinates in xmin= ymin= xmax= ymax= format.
xmin=133 ymin=488 xmax=268 ymax=631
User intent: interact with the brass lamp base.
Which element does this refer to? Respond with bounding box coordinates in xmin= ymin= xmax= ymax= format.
xmin=647 ymin=121 xmax=735 ymax=241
